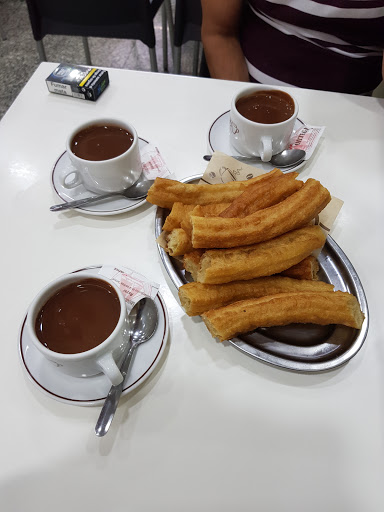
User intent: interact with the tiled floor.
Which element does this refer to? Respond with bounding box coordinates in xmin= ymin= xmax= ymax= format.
xmin=0 ymin=0 xmax=197 ymax=119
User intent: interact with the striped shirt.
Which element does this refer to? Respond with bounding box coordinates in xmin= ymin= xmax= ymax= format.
xmin=240 ymin=0 xmax=384 ymax=94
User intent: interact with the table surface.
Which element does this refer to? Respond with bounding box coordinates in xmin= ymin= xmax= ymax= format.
xmin=1 ymin=62 xmax=383 ymax=512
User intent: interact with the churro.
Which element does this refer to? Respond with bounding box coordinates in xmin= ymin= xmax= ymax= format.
xmin=202 ymin=291 xmax=365 ymax=342
xmin=191 ymin=178 xmax=331 ymax=248
xmin=219 ymin=172 xmax=302 ymax=218
xmin=184 ymin=251 xmax=320 ymax=282
xmin=163 ymin=203 xmax=195 ymax=231
xmin=164 ymin=228 xmax=193 ymax=257
xmin=280 ymin=255 xmax=319 ymax=280
xmin=181 ymin=203 xmax=231 ymax=236
xmin=183 ymin=250 xmax=204 ymax=280
xmin=163 ymin=204 xmax=231 ymax=257
xmin=179 ymin=276 xmax=334 ymax=316
xmin=196 ymin=225 xmax=326 ymax=284
xmin=146 ymin=169 xmax=282 ymax=209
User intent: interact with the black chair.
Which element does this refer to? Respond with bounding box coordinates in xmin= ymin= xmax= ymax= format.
xmin=173 ymin=0 xmax=203 ymax=76
xmin=25 ymin=0 xmax=166 ymax=72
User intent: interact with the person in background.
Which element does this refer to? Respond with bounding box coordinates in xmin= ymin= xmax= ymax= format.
xmin=201 ymin=0 xmax=384 ymax=95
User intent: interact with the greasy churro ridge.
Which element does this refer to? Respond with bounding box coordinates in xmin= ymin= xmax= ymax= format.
xmin=280 ymin=255 xmax=319 ymax=280
xmin=162 ymin=204 xmax=231 ymax=256
xmin=178 ymin=276 xmax=334 ymax=316
xmin=183 ymin=250 xmax=204 ymax=280
xmin=146 ymin=169 xmax=282 ymax=209
xmin=219 ymin=172 xmax=302 ymax=218
xmin=202 ymin=291 xmax=365 ymax=342
xmin=163 ymin=203 xmax=195 ymax=232
xmin=191 ymin=178 xmax=331 ymax=248
xmin=184 ymin=252 xmax=320 ymax=282
xmin=181 ymin=203 xmax=231 ymax=237
xmin=196 ymin=225 xmax=326 ymax=284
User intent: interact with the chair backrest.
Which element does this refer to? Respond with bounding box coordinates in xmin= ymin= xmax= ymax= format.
xmin=174 ymin=0 xmax=202 ymax=47
xmin=25 ymin=0 xmax=163 ymax=48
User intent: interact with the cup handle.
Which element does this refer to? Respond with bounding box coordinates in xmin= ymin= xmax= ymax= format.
xmin=97 ymin=353 xmax=124 ymax=386
xmin=260 ymin=136 xmax=272 ymax=162
xmin=59 ymin=170 xmax=83 ymax=189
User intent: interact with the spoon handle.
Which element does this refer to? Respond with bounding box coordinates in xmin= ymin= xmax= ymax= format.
xmin=203 ymin=154 xmax=263 ymax=163
xmin=50 ymin=192 xmax=119 ymax=211
xmin=95 ymin=343 xmax=137 ymax=437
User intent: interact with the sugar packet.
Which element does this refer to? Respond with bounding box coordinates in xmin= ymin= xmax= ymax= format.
xmin=288 ymin=124 xmax=325 ymax=160
xmin=98 ymin=265 xmax=159 ymax=308
xmin=141 ymin=143 xmax=171 ymax=180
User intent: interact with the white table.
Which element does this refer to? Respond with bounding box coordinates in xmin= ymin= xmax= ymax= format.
xmin=1 ymin=62 xmax=383 ymax=511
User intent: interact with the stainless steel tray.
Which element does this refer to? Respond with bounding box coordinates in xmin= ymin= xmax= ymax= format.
xmin=155 ymin=174 xmax=369 ymax=372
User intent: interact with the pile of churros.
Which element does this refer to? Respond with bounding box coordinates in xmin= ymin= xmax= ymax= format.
xmin=147 ymin=169 xmax=364 ymax=342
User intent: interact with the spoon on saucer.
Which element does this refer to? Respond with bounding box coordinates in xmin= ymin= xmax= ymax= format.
xmin=95 ymin=297 xmax=158 ymax=437
xmin=50 ymin=173 xmax=154 ymax=212
xmin=203 ymin=149 xmax=306 ymax=168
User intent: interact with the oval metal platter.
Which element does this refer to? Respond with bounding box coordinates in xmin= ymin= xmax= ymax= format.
xmin=155 ymin=174 xmax=369 ymax=372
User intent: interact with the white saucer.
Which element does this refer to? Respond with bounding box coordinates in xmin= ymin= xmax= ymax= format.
xmin=19 ymin=266 xmax=169 ymax=406
xmin=51 ymin=138 xmax=151 ymax=216
xmin=208 ymin=111 xmax=307 ymax=173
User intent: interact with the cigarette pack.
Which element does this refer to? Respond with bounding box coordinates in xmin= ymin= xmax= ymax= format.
xmin=46 ymin=64 xmax=109 ymax=101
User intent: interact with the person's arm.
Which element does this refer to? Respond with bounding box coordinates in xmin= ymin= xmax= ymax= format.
xmin=201 ymin=0 xmax=249 ymax=81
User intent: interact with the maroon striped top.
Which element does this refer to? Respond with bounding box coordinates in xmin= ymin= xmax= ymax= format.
xmin=240 ymin=0 xmax=384 ymax=94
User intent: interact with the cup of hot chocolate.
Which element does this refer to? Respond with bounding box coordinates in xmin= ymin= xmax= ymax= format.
xmin=26 ymin=271 xmax=129 ymax=385
xmin=229 ymin=85 xmax=298 ymax=162
xmin=61 ymin=119 xmax=142 ymax=194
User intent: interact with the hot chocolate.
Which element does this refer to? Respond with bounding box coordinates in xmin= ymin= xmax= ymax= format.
xmin=236 ymin=90 xmax=295 ymax=124
xmin=35 ymin=278 xmax=121 ymax=354
xmin=70 ymin=123 xmax=134 ymax=161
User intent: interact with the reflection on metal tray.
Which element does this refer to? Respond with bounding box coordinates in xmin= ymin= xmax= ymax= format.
xmin=155 ymin=174 xmax=369 ymax=372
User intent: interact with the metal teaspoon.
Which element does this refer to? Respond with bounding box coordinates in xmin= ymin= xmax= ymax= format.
xmin=95 ymin=297 xmax=159 ymax=437
xmin=203 ymin=149 xmax=306 ymax=168
xmin=50 ymin=173 xmax=154 ymax=212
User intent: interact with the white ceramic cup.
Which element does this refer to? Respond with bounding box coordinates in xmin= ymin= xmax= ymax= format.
xmin=26 ymin=271 xmax=129 ymax=385
xmin=229 ymin=85 xmax=298 ymax=162
xmin=61 ymin=118 xmax=142 ymax=194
